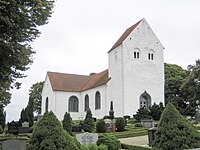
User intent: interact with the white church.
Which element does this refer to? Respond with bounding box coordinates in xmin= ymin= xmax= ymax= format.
xmin=41 ymin=18 xmax=164 ymax=120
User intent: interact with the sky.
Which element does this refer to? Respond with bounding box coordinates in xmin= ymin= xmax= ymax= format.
xmin=5 ymin=0 xmax=200 ymax=122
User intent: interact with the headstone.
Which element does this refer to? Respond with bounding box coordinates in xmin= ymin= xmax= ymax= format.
xmin=2 ymin=139 xmax=26 ymax=150
xmin=141 ymin=119 xmax=155 ymax=128
xmin=104 ymin=119 xmax=116 ymax=132
xmin=148 ymin=127 xmax=157 ymax=146
xmin=22 ymin=122 xmax=29 ymax=128
xmin=76 ymin=132 xmax=98 ymax=145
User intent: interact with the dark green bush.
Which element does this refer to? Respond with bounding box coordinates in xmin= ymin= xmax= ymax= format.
xmin=133 ymin=107 xmax=151 ymax=122
xmin=62 ymin=112 xmax=72 ymax=134
xmin=27 ymin=111 xmax=80 ymax=150
xmin=97 ymin=134 xmax=121 ymax=150
xmin=116 ymin=117 xmax=125 ymax=132
xmin=83 ymin=109 xmax=95 ymax=132
xmin=153 ymin=102 xmax=200 ymax=150
xmin=96 ymin=119 xmax=106 ymax=133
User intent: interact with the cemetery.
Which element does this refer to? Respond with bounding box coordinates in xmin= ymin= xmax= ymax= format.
xmin=1 ymin=1 xmax=200 ymax=149
xmin=0 ymin=101 xmax=200 ymax=149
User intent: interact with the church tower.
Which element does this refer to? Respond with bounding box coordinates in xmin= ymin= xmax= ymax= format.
xmin=107 ymin=18 xmax=164 ymax=117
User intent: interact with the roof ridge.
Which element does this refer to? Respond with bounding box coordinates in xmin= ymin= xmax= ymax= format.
xmin=108 ymin=18 xmax=144 ymax=53
xmin=47 ymin=71 xmax=90 ymax=78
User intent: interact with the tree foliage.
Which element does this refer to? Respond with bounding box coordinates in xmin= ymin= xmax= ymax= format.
xmin=165 ymin=61 xmax=200 ymax=116
xmin=164 ymin=63 xmax=188 ymax=107
xmin=0 ymin=104 xmax=6 ymax=129
xmin=29 ymin=81 xmax=44 ymax=114
xmin=133 ymin=107 xmax=151 ymax=121
xmin=27 ymin=111 xmax=80 ymax=150
xmin=152 ymin=102 xmax=200 ymax=150
xmin=62 ymin=112 xmax=72 ymax=134
xmin=0 ymin=0 xmax=55 ymax=105
xmin=149 ymin=102 xmax=164 ymax=121
xmin=181 ymin=59 xmax=200 ymax=116
xmin=19 ymin=99 xmax=34 ymax=127
xmin=83 ymin=109 xmax=94 ymax=133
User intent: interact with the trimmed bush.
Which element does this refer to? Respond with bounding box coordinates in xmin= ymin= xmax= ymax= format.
xmin=152 ymin=102 xmax=200 ymax=150
xmin=97 ymin=134 xmax=121 ymax=150
xmin=62 ymin=112 xmax=72 ymax=134
xmin=83 ymin=109 xmax=95 ymax=132
xmin=27 ymin=111 xmax=80 ymax=150
xmin=96 ymin=119 xmax=106 ymax=133
xmin=116 ymin=117 xmax=125 ymax=132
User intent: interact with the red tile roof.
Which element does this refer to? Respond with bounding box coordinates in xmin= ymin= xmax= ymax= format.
xmin=108 ymin=19 xmax=143 ymax=53
xmin=47 ymin=70 xmax=110 ymax=92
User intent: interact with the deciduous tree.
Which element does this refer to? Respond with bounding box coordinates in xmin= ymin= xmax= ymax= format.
xmin=0 ymin=0 xmax=55 ymax=105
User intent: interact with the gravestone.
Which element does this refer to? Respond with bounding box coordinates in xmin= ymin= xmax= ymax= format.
xmin=18 ymin=122 xmax=29 ymax=134
xmin=76 ymin=132 xmax=98 ymax=145
xmin=148 ymin=127 xmax=157 ymax=146
xmin=2 ymin=139 xmax=26 ymax=150
xmin=141 ymin=119 xmax=155 ymax=128
xmin=104 ymin=119 xmax=116 ymax=132
xmin=103 ymin=101 xmax=116 ymax=132
xmin=22 ymin=122 xmax=29 ymax=128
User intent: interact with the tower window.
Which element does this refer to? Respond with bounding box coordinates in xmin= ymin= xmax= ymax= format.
xmin=133 ymin=48 xmax=140 ymax=59
xmin=148 ymin=49 xmax=154 ymax=60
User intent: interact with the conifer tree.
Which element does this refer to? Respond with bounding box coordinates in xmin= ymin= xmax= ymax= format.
xmin=62 ymin=112 xmax=72 ymax=134
xmin=83 ymin=109 xmax=94 ymax=132
xmin=152 ymin=102 xmax=200 ymax=150
xmin=27 ymin=111 xmax=80 ymax=150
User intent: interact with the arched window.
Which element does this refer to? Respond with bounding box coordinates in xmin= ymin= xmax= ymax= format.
xmin=148 ymin=49 xmax=154 ymax=60
xmin=85 ymin=95 xmax=89 ymax=111
xmin=95 ymin=91 xmax=101 ymax=110
xmin=133 ymin=48 xmax=140 ymax=59
xmin=45 ymin=97 xmax=49 ymax=112
xmin=139 ymin=91 xmax=151 ymax=109
xmin=68 ymin=96 xmax=79 ymax=112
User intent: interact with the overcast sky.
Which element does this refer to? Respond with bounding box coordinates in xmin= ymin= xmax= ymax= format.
xmin=5 ymin=0 xmax=200 ymax=122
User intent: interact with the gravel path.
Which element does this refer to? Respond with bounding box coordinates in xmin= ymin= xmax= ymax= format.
xmin=119 ymin=135 xmax=149 ymax=147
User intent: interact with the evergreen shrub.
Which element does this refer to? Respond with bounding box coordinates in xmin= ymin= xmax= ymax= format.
xmin=62 ymin=112 xmax=72 ymax=134
xmin=96 ymin=119 xmax=106 ymax=133
xmin=83 ymin=109 xmax=95 ymax=132
xmin=152 ymin=102 xmax=200 ymax=150
xmin=116 ymin=117 xmax=125 ymax=132
xmin=27 ymin=111 xmax=80 ymax=150
xmin=97 ymin=134 xmax=121 ymax=150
